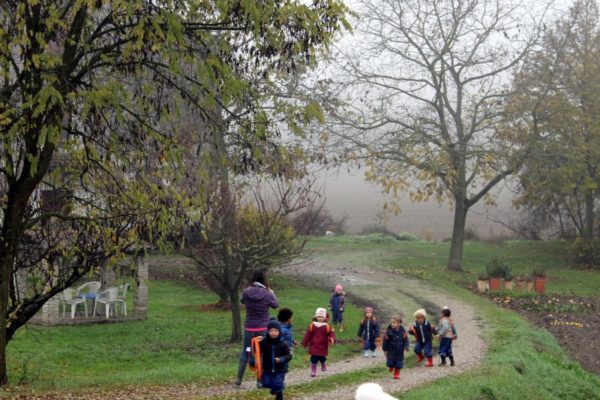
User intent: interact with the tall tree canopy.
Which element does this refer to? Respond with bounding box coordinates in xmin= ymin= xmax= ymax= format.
xmin=319 ymin=0 xmax=550 ymax=270
xmin=0 ymin=0 xmax=349 ymax=385
xmin=514 ymin=0 xmax=600 ymax=247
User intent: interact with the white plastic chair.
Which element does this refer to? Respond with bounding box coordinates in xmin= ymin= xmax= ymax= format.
xmin=60 ymin=288 xmax=88 ymax=318
xmin=93 ymin=287 xmax=119 ymax=318
xmin=77 ymin=281 xmax=101 ymax=313
xmin=115 ymin=283 xmax=130 ymax=316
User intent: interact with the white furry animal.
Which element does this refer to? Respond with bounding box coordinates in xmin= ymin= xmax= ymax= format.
xmin=355 ymin=383 xmax=398 ymax=400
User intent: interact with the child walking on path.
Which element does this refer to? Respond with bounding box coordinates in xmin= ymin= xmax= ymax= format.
xmin=408 ymin=308 xmax=435 ymax=367
xmin=277 ymin=308 xmax=297 ymax=349
xmin=302 ymin=307 xmax=336 ymax=377
xmin=255 ymin=320 xmax=292 ymax=400
xmin=329 ymin=284 xmax=346 ymax=332
xmin=382 ymin=315 xmax=409 ymax=379
xmin=357 ymin=306 xmax=380 ymax=358
xmin=436 ymin=307 xmax=456 ymax=366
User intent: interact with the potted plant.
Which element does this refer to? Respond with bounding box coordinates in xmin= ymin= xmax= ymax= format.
xmin=531 ymin=268 xmax=547 ymax=293
xmin=504 ymin=269 xmax=514 ymax=290
xmin=477 ymin=273 xmax=489 ymax=293
xmin=486 ymin=257 xmax=509 ymax=291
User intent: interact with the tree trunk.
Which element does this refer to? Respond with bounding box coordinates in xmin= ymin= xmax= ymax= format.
xmin=584 ymin=189 xmax=594 ymax=243
xmin=0 ymin=244 xmax=12 ymax=386
xmin=229 ymin=289 xmax=242 ymax=341
xmin=448 ymin=193 xmax=468 ymax=272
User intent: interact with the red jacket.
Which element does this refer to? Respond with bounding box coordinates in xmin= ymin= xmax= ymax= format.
xmin=302 ymin=322 xmax=335 ymax=356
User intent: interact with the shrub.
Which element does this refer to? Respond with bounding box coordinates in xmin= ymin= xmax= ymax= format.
xmin=396 ymin=232 xmax=419 ymax=241
xmin=570 ymin=238 xmax=600 ymax=268
xmin=486 ymin=257 xmax=512 ymax=278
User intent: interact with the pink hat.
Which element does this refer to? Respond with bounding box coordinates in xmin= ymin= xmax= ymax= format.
xmin=335 ymin=284 xmax=343 ymax=292
xmin=315 ymin=307 xmax=327 ymax=318
xmin=364 ymin=306 xmax=374 ymax=314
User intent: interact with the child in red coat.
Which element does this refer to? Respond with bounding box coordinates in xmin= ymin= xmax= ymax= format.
xmin=302 ymin=307 xmax=336 ymax=377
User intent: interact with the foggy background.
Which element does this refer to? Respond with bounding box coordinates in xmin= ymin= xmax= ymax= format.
xmin=319 ymin=169 xmax=516 ymax=240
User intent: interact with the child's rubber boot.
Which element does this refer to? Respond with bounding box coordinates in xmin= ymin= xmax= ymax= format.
xmin=371 ymin=350 xmax=378 ymax=357
xmin=449 ymin=355 xmax=455 ymax=366
xmin=275 ymin=391 xmax=284 ymax=400
xmin=331 ymin=324 xmax=336 ymax=332
xmin=321 ymin=362 xmax=327 ymax=372
xmin=340 ymin=323 xmax=345 ymax=332
xmin=393 ymin=368 xmax=400 ymax=379
xmin=416 ymin=353 xmax=425 ymax=363
xmin=388 ymin=367 xmax=393 ymax=372
xmin=363 ymin=350 xmax=370 ymax=358
xmin=425 ymin=357 xmax=434 ymax=367
xmin=310 ymin=363 xmax=317 ymax=377
xmin=439 ymin=356 xmax=447 ymax=366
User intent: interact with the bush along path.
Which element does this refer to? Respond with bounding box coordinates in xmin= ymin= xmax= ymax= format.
xmin=10 ymin=258 xmax=486 ymax=400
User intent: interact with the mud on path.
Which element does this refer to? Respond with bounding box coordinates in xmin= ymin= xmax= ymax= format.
xmin=13 ymin=257 xmax=487 ymax=400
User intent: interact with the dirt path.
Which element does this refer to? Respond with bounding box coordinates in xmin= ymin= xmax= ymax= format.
xmin=279 ymin=258 xmax=487 ymax=399
xmin=14 ymin=257 xmax=486 ymax=400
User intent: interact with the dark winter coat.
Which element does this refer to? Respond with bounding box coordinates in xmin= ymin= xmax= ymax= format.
xmin=241 ymin=283 xmax=279 ymax=330
xmin=329 ymin=293 xmax=345 ymax=313
xmin=302 ymin=322 xmax=335 ymax=356
xmin=357 ymin=318 xmax=380 ymax=341
xmin=408 ymin=320 xmax=435 ymax=344
xmin=259 ymin=336 xmax=292 ymax=374
xmin=382 ymin=325 xmax=409 ymax=357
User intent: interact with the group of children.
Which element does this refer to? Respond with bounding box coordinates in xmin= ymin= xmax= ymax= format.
xmin=249 ymin=284 xmax=457 ymax=399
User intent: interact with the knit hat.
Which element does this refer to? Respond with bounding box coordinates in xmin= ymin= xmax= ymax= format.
xmin=414 ymin=308 xmax=427 ymax=318
xmin=335 ymin=284 xmax=343 ymax=292
xmin=267 ymin=320 xmax=281 ymax=332
xmin=355 ymin=382 xmax=398 ymax=400
xmin=315 ymin=307 xmax=327 ymax=318
xmin=364 ymin=306 xmax=374 ymax=314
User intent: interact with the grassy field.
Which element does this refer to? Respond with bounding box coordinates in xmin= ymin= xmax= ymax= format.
xmin=306 ymin=235 xmax=600 ymax=296
xmin=4 ymin=236 xmax=600 ymax=399
xmin=4 ymin=275 xmax=364 ymax=394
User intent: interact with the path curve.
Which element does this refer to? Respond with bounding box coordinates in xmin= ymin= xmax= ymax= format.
xmin=281 ymin=257 xmax=487 ymax=399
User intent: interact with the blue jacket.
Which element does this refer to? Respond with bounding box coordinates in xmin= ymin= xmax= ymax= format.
xmin=382 ymin=325 xmax=409 ymax=357
xmin=357 ymin=318 xmax=380 ymax=341
xmin=408 ymin=320 xmax=434 ymax=344
xmin=329 ymin=293 xmax=345 ymax=313
xmin=279 ymin=322 xmax=294 ymax=347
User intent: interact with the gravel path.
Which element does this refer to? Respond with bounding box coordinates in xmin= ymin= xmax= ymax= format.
xmin=279 ymin=258 xmax=487 ymax=399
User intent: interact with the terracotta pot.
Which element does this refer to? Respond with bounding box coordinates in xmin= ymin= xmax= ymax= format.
xmin=504 ymin=280 xmax=514 ymax=290
xmin=526 ymin=280 xmax=534 ymax=291
xmin=477 ymin=279 xmax=488 ymax=293
xmin=533 ymin=276 xmax=546 ymax=293
xmin=515 ymin=280 xmax=526 ymax=290
xmin=489 ymin=277 xmax=502 ymax=291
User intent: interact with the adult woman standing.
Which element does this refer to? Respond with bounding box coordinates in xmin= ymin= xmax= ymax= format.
xmin=235 ymin=270 xmax=279 ymax=387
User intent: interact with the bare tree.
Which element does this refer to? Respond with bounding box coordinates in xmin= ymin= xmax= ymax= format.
xmin=181 ymin=177 xmax=322 ymax=341
xmin=322 ymin=0 xmax=552 ymax=270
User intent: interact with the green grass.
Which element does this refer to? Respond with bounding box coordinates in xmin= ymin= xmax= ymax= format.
xmin=307 ymin=236 xmax=600 ymax=296
xmin=395 ymin=288 xmax=600 ymax=400
xmin=6 ymin=236 xmax=600 ymax=399
xmin=5 ymin=277 xmax=364 ymax=394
